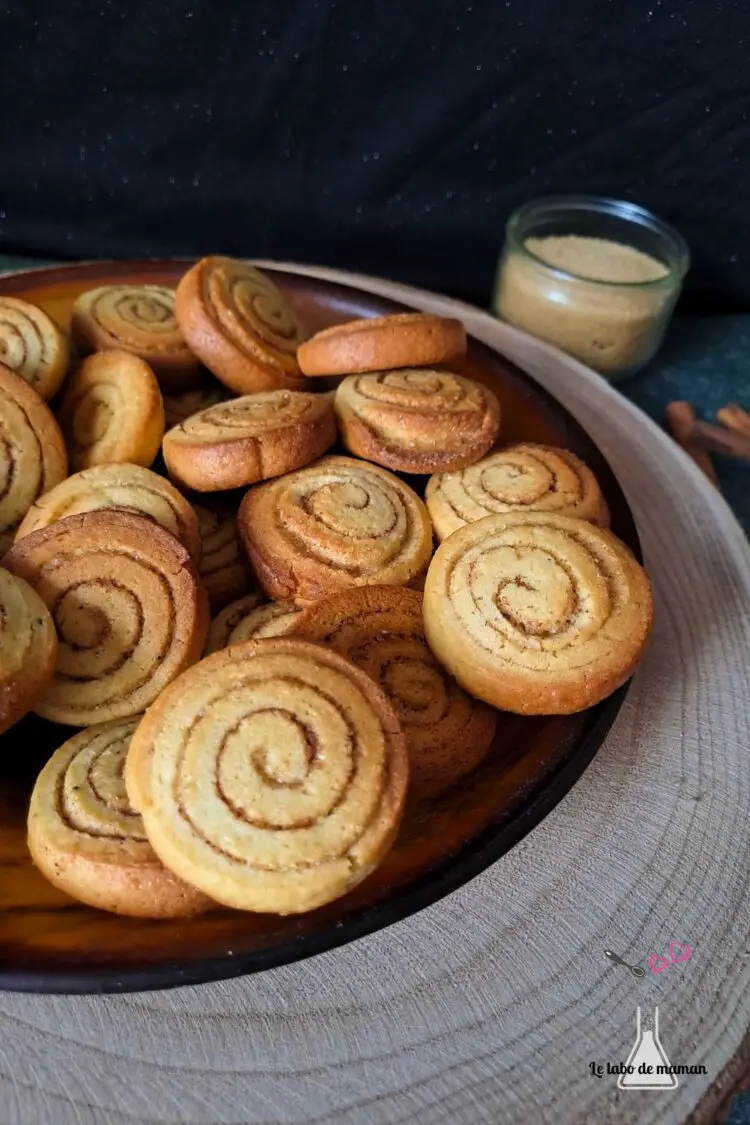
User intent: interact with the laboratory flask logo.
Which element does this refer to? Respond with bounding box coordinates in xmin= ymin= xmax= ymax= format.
xmin=618 ymin=1006 xmax=678 ymax=1090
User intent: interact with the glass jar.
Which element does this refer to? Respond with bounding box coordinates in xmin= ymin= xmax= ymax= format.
xmin=494 ymin=195 xmax=690 ymax=381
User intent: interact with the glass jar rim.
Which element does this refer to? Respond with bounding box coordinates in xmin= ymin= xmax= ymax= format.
xmin=506 ymin=195 xmax=691 ymax=289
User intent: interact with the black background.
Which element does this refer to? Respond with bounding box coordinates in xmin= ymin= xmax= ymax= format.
xmin=1 ymin=0 xmax=749 ymax=310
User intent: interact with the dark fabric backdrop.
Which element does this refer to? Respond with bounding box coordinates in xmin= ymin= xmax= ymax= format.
xmin=1 ymin=0 xmax=748 ymax=310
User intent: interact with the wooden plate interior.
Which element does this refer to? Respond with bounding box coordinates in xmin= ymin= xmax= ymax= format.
xmin=0 ymin=261 xmax=639 ymax=992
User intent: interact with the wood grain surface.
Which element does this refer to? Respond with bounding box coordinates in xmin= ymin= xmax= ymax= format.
xmin=0 ymin=263 xmax=749 ymax=1125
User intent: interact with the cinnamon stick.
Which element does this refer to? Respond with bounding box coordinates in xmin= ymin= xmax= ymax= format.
xmin=717 ymin=403 xmax=750 ymax=439
xmin=665 ymin=402 xmax=719 ymax=484
xmin=689 ymin=419 xmax=750 ymax=461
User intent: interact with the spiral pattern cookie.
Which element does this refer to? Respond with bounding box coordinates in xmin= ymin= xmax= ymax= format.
xmin=423 ymin=512 xmax=653 ymax=715
xmin=426 ymin=443 xmax=610 ymax=540
xmin=205 ymin=595 xmax=303 ymax=653
xmin=163 ymin=389 xmax=337 ymax=491
xmin=72 ymin=285 xmax=200 ymax=392
xmin=15 ymin=459 xmax=202 ymax=560
xmin=194 ymin=503 xmax=253 ymax=611
xmin=334 ymin=368 xmax=501 ymax=473
xmin=239 ymin=455 xmax=433 ymax=606
xmin=175 ymin=257 xmax=308 ymax=394
xmin=28 ymin=720 xmax=211 ymax=917
xmin=297 ymin=312 xmax=467 ymax=376
xmin=57 ymin=351 xmax=165 ymax=471
xmin=0 ymin=296 xmax=70 ymax=400
xmin=125 ymin=639 xmax=408 ymax=914
xmin=0 ymin=363 xmax=68 ymax=554
xmin=16 ymin=463 xmax=201 ymax=563
xmin=0 ymin=567 xmax=57 ymax=735
xmin=3 ymin=510 xmax=209 ymax=726
xmin=294 ymin=587 xmax=497 ymax=799
xmin=163 ymin=380 xmax=229 ymax=429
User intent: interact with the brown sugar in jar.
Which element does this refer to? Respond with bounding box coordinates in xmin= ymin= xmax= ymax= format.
xmin=494 ymin=198 xmax=690 ymax=380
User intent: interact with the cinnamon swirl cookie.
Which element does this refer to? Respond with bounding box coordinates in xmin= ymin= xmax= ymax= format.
xmin=28 ymin=720 xmax=211 ymax=917
xmin=194 ymin=502 xmax=253 ymax=610
xmin=16 ymin=463 xmax=201 ymax=563
xmin=334 ymin=368 xmax=500 ymax=473
xmin=125 ymin=639 xmax=408 ymax=914
xmin=4 ymin=510 xmax=209 ymax=726
xmin=175 ymin=257 xmax=308 ymax=394
xmin=297 ymin=312 xmax=467 ymax=376
xmin=57 ymin=351 xmax=164 ymax=470
xmin=426 ymin=443 xmax=610 ymax=540
xmin=0 ymin=296 xmax=70 ymax=400
xmin=423 ymin=512 xmax=653 ymax=715
xmin=205 ymin=595 xmax=302 ymax=653
xmin=0 ymin=567 xmax=57 ymax=735
xmin=294 ymin=587 xmax=497 ymax=799
xmin=72 ymin=285 xmax=200 ymax=392
xmin=0 ymin=363 xmax=68 ymax=554
xmin=239 ymin=455 xmax=433 ymax=606
xmin=163 ymin=390 xmax=337 ymax=491
xmin=163 ymin=380 xmax=229 ymax=429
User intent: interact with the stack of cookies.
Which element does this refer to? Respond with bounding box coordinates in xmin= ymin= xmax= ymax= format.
xmin=0 ymin=255 xmax=653 ymax=920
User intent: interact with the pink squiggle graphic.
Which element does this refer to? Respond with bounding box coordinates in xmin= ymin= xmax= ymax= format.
xmin=668 ymin=941 xmax=692 ymax=963
xmin=648 ymin=942 xmax=693 ymax=974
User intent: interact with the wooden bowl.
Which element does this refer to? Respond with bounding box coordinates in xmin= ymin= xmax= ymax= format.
xmin=0 ymin=260 xmax=640 ymax=993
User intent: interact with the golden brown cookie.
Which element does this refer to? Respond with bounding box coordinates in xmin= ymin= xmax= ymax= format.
xmin=4 ymin=510 xmax=209 ymax=726
xmin=57 ymin=350 xmax=165 ymax=471
xmin=0 ymin=296 xmax=70 ymax=400
xmin=28 ymin=720 xmax=211 ymax=918
xmin=71 ymin=284 xmax=201 ymax=392
xmin=334 ymin=368 xmax=500 ymax=473
xmin=239 ymin=455 xmax=433 ymax=606
xmin=163 ymin=380 xmax=229 ymax=429
xmin=426 ymin=443 xmax=610 ymax=540
xmin=297 ymin=312 xmax=467 ymax=376
xmin=0 ymin=567 xmax=57 ymax=735
xmin=0 ymin=363 xmax=68 ymax=554
xmin=205 ymin=595 xmax=302 ymax=653
xmin=16 ymin=462 xmax=201 ymax=563
xmin=294 ymin=587 xmax=497 ymax=799
xmin=163 ymin=390 xmax=337 ymax=492
xmin=175 ymin=256 xmax=308 ymax=394
xmin=423 ymin=512 xmax=653 ymax=715
xmin=194 ymin=502 xmax=253 ymax=610
xmin=125 ymin=639 xmax=408 ymax=914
